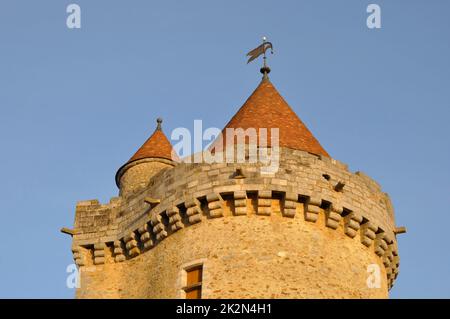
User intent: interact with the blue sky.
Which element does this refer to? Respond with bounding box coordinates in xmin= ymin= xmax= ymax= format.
xmin=0 ymin=0 xmax=449 ymax=298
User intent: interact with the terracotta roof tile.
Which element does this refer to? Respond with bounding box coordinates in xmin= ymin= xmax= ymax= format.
xmin=127 ymin=119 xmax=176 ymax=163
xmin=212 ymin=78 xmax=329 ymax=157
xmin=115 ymin=119 xmax=177 ymax=188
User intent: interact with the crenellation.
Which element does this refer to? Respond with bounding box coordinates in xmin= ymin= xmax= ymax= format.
xmin=355 ymin=171 xmax=382 ymax=193
xmin=68 ymin=73 xmax=404 ymax=298
xmin=71 ymin=147 xmax=401 ymax=295
xmin=72 ymin=184 xmax=401 ymax=293
xmin=76 ymin=199 xmax=100 ymax=207
xmin=330 ymin=158 xmax=349 ymax=171
xmin=383 ymin=193 xmax=395 ymax=220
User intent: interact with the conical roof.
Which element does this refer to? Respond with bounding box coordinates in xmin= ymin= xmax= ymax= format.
xmin=115 ymin=118 xmax=177 ymax=187
xmin=212 ymin=77 xmax=329 ymax=157
xmin=127 ymin=118 xmax=175 ymax=163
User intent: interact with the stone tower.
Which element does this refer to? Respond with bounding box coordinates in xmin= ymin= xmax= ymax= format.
xmin=68 ymin=69 xmax=403 ymax=299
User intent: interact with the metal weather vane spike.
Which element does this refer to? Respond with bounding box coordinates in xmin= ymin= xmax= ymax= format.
xmin=246 ymin=37 xmax=273 ymax=63
xmin=246 ymin=37 xmax=274 ymax=78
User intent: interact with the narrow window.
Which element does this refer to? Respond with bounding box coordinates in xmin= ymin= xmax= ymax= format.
xmin=183 ymin=265 xmax=203 ymax=299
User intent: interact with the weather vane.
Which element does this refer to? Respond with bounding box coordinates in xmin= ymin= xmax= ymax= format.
xmin=246 ymin=36 xmax=274 ymax=78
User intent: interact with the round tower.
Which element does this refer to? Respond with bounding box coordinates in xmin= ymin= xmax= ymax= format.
xmin=70 ymin=71 xmax=403 ymax=299
xmin=115 ymin=118 xmax=177 ymax=197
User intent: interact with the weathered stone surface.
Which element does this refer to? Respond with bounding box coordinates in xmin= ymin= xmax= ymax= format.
xmin=76 ymin=215 xmax=389 ymax=298
xmin=71 ymin=147 xmax=399 ymax=299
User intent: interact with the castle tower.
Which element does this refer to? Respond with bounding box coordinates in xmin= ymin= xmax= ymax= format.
xmin=68 ymin=69 xmax=402 ymax=299
xmin=115 ymin=118 xmax=177 ymax=198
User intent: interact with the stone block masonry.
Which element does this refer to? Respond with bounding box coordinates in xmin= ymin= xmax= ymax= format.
xmin=71 ymin=147 xmax=401 ymax=298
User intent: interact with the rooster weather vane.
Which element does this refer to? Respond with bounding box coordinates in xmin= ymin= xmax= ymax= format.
xmin=246 ymin=36 xmax=274 ymax=78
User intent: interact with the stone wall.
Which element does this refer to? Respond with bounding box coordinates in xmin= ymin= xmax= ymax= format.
xmin=117 ymin=158 xmax=175 ymax=197
xmin=76 ymin=214 xmax=388 ymax=298
xmin=71 ymin=147 xmax=399 ymax=298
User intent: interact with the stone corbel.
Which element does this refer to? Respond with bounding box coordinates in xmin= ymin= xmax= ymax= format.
xmin=93 ymin=242 xmax=105 ymax=265
xmin=305 ymin=196 xmax=321 ymax=222
xmin=283 ymin=192 xmax=297 ymax=218
xmin=374 ymin=232 xmax=389 ymax=257
xmin=113 ymin=240 xmax=126 ymax=262
xmin=167 ymin=206 xmax=184 ymax=232
xmin=343 ymin=212 xmax=363 ymax=238
xmin=233 ymin=190 xmax=247 ymax=216
xmin=257 ymin=190 xmax=272 ymax=216
xmin=138 ymin=223 xmax=154 ymax=249
xmin=326 ymin=203 xmax=342 ymax=229
xmin=185 ymin=198 xmax=202 ymax=224
xmin=124 ymin=232 xmax=140 ymax=257
xmin=360 ymin=222 xmax=377 ymax=247
xmin=206 ymin=193 xmax=224 ymax=218
xmin=72 ymin=246 xmax=85 ymax=267
xmin=151 ymin=213 xmax=168 ymax=241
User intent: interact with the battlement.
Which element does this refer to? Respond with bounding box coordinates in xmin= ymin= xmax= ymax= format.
xmin=68 ymin=72 xmax=404 ymax=298
xmin=71 ymin=147 xmax=400 ymax=291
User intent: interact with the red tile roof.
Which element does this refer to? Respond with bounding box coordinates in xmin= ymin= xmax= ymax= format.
xmin=212 ymin=78 xmax=329 ymax=157
xmin=128 ymin=130 xmax=174 ymax=163
xmin=115 ymin=119 xmax=177 ymax=187
xmin=127 ymin=119 xmax=176 ymax=163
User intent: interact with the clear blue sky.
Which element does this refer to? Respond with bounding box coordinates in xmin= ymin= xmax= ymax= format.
xmin=0 ymin=0 xmax=449 ymax=298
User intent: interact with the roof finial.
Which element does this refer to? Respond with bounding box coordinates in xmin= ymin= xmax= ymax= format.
xmin=246 ymin=36 xmax=274 ymax=79
xmin=156 ymin=117 xmax=163 ymax=131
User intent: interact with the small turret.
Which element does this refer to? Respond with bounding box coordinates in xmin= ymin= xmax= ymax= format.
xmin=115 ymin=118 xmax=177 ymax=197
